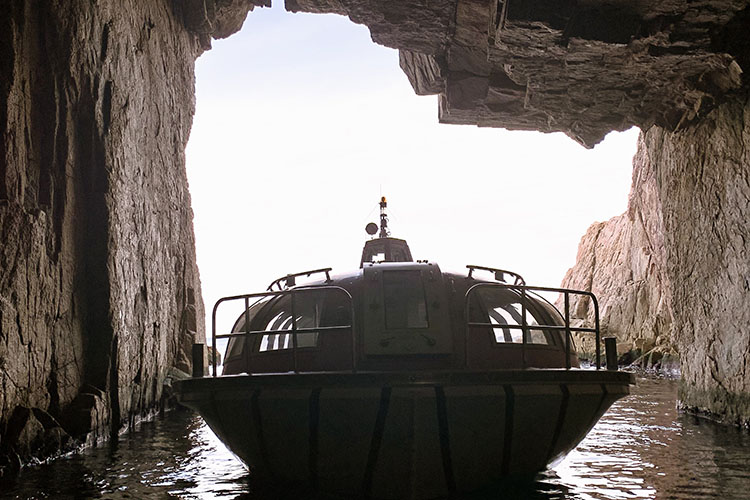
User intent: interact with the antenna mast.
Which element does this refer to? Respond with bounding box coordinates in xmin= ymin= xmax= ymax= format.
xmin=379 ymin=196 xmax=390 ymax=238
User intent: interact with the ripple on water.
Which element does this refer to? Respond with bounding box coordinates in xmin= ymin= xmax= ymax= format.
xmin=1 ymin=377 xmax=749 ymax=499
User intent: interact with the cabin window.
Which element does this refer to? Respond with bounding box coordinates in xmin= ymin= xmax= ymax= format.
xmin=258 ymin=295 xmax=320 ymax=352
xmin=383 ymin=270 xmax=428 ymax=329
xmin=370 ymin=252 xmax=386 ymax=263
xmin=472 ymin=289 xmax=552 ymax=345
xmin=226 ymin=297 xmax=271 ymax=360
xmin=249 ymin=290 xmax=351 ymax=352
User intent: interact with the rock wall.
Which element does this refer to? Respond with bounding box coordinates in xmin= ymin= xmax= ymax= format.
xmin=0 ymin=0 xmax=261 ymax=466
xmin=559 ymin=134 xmax=676 ymax=371
xmin=291 ymin=0 xmax=748 ymax=147
xmin=654 ymin=96 xmax=750 ymax=426
xmin=562 ymin=96 xmax=750 ymax=425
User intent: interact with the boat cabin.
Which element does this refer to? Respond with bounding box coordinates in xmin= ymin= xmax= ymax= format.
xmin=217 ymin=197 xmax=585 ymax=376
xmin=180 ymin=200 xmax=630 ymax=500
xmin=221 ymin=263 xmax=579 ymax=375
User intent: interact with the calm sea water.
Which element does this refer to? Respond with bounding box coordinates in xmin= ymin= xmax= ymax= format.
xmin=2 ymin=376 xmax=749 ymax=499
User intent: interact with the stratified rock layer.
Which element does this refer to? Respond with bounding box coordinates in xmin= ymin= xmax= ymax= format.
xmin=291 ymin=0 xmax=749 ymax=147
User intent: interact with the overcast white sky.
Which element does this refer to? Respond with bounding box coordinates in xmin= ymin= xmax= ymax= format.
xmin=185 ymin=4 xmax=639 ymax=334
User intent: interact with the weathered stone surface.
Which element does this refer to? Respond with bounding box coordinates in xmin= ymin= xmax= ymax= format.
xmin=286 ymin=0 xmax=456 ymax=55
xmin=3 ymin=407 xmax=45 ymax=461
xmin=562 ymin=96 xmax=750 ymax=424
xmin=304 ymin=0 xmax=749 ymax=147
xmin=0 ymin=405 xmax=72 ymax=469
xmin=470 ymin=0 xmax=747 ymax=147
xmin=0 ymin=0 xmax=247 ymax=461
xmin=180 ymin=0 xmax=267 ymax=47
xmin=59 ymin=387 xmax=110 ymax=447
xmin=650 ymin=96 xmax=750 ymax=426
xmin=559 ymin=135 xmax=674 ymax=368
xmin=448 ymin=0 xmax=746 ymax=147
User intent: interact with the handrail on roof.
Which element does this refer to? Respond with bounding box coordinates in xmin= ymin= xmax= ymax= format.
xmin=466 ymin=265 xmax=526 ymax=286
xmin=463 ymin=282 xmax=601 ymax=370
xmin=266 ymin=267 xmax=333 ymax=291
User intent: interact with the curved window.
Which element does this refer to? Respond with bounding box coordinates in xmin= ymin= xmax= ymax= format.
xmin=469 ymin=288 xmax=553 ymax=345
xmin=226 ymin=296 xmax=272 ymax=360
xmin=242 ymin=290 xmax=351 ymax=352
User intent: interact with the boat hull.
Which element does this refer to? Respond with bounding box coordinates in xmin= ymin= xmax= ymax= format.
xmin=176 ymin=370 xmax=634 ymax=499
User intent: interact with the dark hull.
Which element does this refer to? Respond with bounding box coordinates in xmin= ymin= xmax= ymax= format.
xmin=177 ymin=370 xmax=633 ymax=499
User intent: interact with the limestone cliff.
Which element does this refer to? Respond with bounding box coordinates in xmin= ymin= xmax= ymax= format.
xmin=0 ymin=0 xmax=264 ymax=467
xmin=559 ymin=134 xmax=675 ymax=370
xmin=562 ymin=97 xmax=750 ymax=425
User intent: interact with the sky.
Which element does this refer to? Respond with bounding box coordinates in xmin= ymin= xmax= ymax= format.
xmin=185 ymin=4 xmax=639 ymax=335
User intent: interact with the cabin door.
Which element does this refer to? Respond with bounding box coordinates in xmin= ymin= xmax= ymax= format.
xmin=361 ymin=265 xmax=452 ymax=356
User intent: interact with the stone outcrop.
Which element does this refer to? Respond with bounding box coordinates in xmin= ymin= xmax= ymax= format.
xmin=561 ymin=96 xmax=750 ymax=424
xmin=650 ymin=96 xmax=750 ymax=426
xmin=558 ymin=134 xmax=676 ymax=372
xmin=0 ymin=0 xmax=261 ymax=467
xmin=290 ymin=0 xmax=748 ymax=147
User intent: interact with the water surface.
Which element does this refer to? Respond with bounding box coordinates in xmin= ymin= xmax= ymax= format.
xmin=2 ymin=376 xmax=749 ymax=499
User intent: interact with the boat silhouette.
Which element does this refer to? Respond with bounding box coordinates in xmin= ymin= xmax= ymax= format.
xmin=176 ymin=197 xmax=634 ymax=499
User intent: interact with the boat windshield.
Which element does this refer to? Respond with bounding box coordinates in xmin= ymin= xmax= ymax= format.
xmin=383 ymin=270 xmax=429 ymax=329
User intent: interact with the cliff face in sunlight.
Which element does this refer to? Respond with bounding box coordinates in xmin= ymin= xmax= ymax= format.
xmin=559 ymin=134 xmax=676 ymax=371
xmin=561 ymin=97 xmax=750 ymax=425
xmin=1 ymin=0 xmax=750 ymax=468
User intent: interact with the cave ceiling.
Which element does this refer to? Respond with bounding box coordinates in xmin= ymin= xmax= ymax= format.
xmin=190 ymin=0 xmax=750 ymax=147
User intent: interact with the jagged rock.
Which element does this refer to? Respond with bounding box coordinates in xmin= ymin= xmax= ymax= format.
xmin=647 ymin=96 xmax=750 ymax=427
xmin=2 ymin=407 xmax=45 ymax=461
xmin=290 ymin=0 xmax=749 ymax=147
xmin=59 ymin=388 xmax=110 ymax=447
xmin=0 ymin=0 xmax=240 ymax=463
xmin=0 ymin=405 xmax=72 ymax=466
xmin=562 ymin=96 xmax=750 ymax=423
xmin=558 ymin=139 xmax=674 ymax=363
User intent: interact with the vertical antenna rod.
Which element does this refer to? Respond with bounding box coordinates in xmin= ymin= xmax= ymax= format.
xmin=379 ymin=196 xmax=390 ymax=238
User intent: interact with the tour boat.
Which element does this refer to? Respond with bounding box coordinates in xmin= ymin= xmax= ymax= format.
xmin=176 ymin=198 xmax=634 ymax=499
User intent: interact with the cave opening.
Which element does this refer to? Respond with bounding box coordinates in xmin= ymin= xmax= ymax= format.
xmin=185 ymin=3 xmax=640 ymax=336
xmin=1 ymin=0 xmax=749 ymax=482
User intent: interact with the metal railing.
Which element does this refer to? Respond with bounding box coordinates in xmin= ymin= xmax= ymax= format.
xmin=266 ymin=267 xmax=333 ymax=291
xmin=466 ymin=264 xmax=526 ymax=286
xmin=464 ymin=283 xmax=601 ymax=369
xmin=211 ymin=286 xmax=355 ymax=377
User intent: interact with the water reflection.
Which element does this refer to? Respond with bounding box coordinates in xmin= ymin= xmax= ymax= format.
xmin=2 ymin=377 xmax=749 ymax=499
